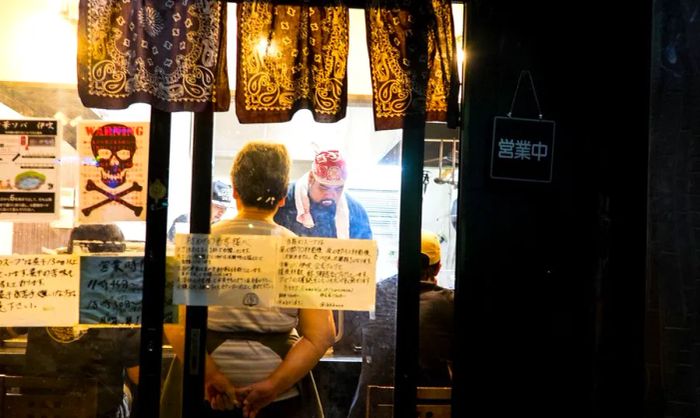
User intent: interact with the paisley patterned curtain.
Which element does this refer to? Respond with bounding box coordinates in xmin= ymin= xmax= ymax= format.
xmin=366 ymin=0 xmax=460 ymax=130
xmin=235 ymin=1 xmax=349 ymax=123
xmin=234 ymin=0 xmax=458 ymax=131
xmin=77 ymin=0 xmax=230 ymax=112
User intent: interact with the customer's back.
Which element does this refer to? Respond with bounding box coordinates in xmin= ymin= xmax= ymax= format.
xmin=347 ymin=230 xmax=454 ymax=418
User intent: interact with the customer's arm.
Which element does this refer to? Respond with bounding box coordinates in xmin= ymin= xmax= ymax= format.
xmin=239 ymin=308 xmax=336 ymax=418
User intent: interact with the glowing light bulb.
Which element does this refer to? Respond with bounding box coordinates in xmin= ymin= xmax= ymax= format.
xmin=256 ymin=38 xmax=268 ymax=56
xmin=256 ymin=38 xmax=276 ymax=58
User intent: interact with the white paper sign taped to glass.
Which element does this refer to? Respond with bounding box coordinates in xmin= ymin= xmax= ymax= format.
xmin=490 ymin=116 xmax=556 ymax=183
xmin=277 ymin=237 xmax=377 ymax=311
xmin=173 ymin=234 xmax=279 ymax=308
xmin=174 ymin=234 xmax=378 ymax=311
xmin=79 ymin=255 xmax=145 ymax=325
xmin=0 ymin=119 xmax=60 ymax=221
xmin=0 ymin=255 xmax=80 ymax=326
xmin=77 ymin=121 xmax=149 ymax=222
xmin=80 ymin=255 xmax=177 ymax=325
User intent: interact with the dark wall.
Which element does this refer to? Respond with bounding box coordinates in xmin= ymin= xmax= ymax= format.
xmin=646 ymin=0 xmax=700 ymax=417
xmin=454 ymin=1 xmax=651 ymax=417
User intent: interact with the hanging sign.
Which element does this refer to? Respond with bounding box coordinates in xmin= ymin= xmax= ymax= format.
xmin=490 ymin=116 xmax=556 ymax=183
xmin=490 ymin=70 xmax=556 ymax=183
xmin=77 ymin=121 xmax=149 ymax=222
xmin=0 ymin=119 xmax=60 ymax=221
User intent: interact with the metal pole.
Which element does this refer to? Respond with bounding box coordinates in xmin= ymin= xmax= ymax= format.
xmin=182 ymin=110 xmax=214 ymax=417
xmin=394 ymin=120 xmax=426 ymax=418
xmin=136 ymin=107 xmax=172 ymax=418
xmin=453 ymin=4 xmax=469 ymax=418
xmin=393 ymin=6 xmax=429 ymax=416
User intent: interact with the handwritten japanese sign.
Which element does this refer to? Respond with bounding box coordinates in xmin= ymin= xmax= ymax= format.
xmin=80 ymin=255 xmax=143 ymax=325
xmin=173 ymin=234 xmax=278 ymax=307
xmin=490 ymin=116 xmax=556 ymax=183
xmin=277 ymin=237 xmax=377 ymax=310
xmin=0 ymin=255 xmax=79 ymax=326
xmin=77 ymin=121 xmax=149 ymax=222
xmin=80 ymin=255 xmax=177 ymax=325
xmin=0 ymin=119 xmax=60 ymax=221
xmin=173 ymin=234 xmax=377 ymax=311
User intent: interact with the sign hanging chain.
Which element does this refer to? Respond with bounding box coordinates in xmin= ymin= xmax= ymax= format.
xmin=507 ymin=70 xmax=543 ymax=120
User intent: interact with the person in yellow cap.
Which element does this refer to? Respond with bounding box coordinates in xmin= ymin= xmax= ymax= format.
xmin=347 ymin=230 xmax=455 ymax=418
xmin=416 ymin=231 xmax=455 ymax=385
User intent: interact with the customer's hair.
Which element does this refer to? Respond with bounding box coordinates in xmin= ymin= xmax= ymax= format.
xmin=231 ymin=141 xmax=290 ymax=210
xmin=420 ymin=254 xmax=441 ymax=281
xmin=68 ymin=224 xmax=125 ymax=254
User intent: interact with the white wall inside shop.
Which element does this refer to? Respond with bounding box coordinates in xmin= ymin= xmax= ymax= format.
xmin=0 ymin=0 xmax=78 ymax=84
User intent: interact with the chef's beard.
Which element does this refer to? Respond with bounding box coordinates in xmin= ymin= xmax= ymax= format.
xmin=312 ymin=199 xmax=337 ymax=210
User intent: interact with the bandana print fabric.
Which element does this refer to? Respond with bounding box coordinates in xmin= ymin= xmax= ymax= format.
xmin=78 ymin=0 xmax=230 ymax=112
xmin=366 ymin=0 xmax=459 ymax=130
xmin=312 ymin=150 xmax=347 ymax=186
xmin=235 ymin=1 xmax=349 ymax=123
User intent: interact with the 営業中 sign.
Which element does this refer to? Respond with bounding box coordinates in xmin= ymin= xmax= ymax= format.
xmin=490 ymin=116 xmax=556 ymax=183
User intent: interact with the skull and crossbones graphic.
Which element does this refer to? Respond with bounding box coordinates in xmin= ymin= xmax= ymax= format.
xmin=82 ymin=124 xmax=144 ymax=217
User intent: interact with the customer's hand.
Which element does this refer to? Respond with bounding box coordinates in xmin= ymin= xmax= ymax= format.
xmin=237 ymin=379 xmax=280 ymax=418
xmin=205 ymin=370 xmax=239 ymax=410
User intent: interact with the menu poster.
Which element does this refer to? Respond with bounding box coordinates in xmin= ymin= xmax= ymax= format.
xmin=174 ymin=234 xmax=377 ymax=311
xmin=80 ymin=255 xmax=178 ymax=325
xmin=0 ymin=119 xmax=60 ymax=221
xmin=173 ymin=234 xmax=278 ymax=308
xmin=277 ymin=237 xmax=377 ymax=310
xmin=0 ymin=255 xmax=80 ymax=326
xmin=77 ymin=121 xmax=149 ymax=222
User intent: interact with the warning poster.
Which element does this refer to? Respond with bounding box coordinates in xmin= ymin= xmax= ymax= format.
xmin=77 ymin=121 xmax=149 ymax=222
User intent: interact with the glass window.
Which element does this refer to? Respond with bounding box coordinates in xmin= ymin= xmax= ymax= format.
xmin=202 ymin=6 xmax=462 ymax=417
xmin=0 ymin=1 xmax=463 ymax=417
xmin=0 ymin=3 xmax=154 ymax=417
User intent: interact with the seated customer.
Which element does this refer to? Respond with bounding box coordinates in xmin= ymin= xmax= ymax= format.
xmin=23 ymin=224 xmax=141 ymax=418
xmin=347 ymin=230 xmax=455 ymax=418
xmin=167 ymin=179 xmax=233 ymax=243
